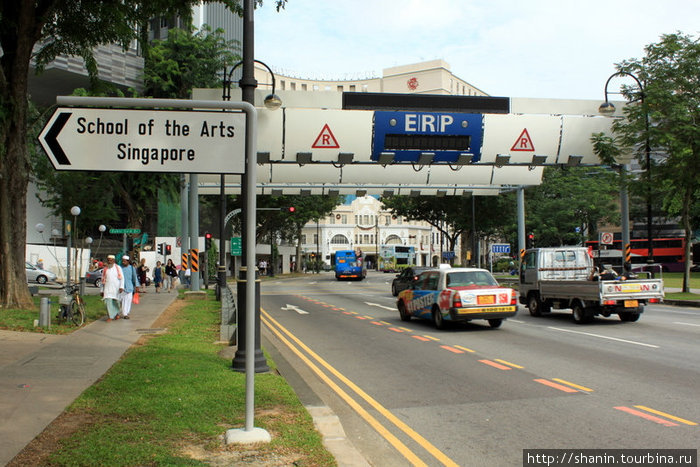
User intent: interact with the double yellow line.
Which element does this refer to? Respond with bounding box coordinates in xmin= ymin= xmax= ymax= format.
xmin=261 ymin=308 xmax=459 ymax=467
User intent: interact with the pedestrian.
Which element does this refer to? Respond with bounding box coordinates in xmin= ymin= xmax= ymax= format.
xmin=100 ymin=255 xmax=124 ymax=322
xmin=137 ymin=258 xmax=149 ymax=292
xmin=165 ymin=258 xmax=178 ymax=292
xmin=120 ymin=255 xmax=140 ymax=319
xmin=184 ymin=266 xmax=191 ymax=286
xmin=153 ymin=260 xmax=163 ymax=293
xmin=36 ymin=259 xmax=44 ymax=269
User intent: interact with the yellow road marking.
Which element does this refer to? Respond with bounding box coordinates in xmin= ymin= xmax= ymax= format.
xmin=494 ymin=359 xmax=524 ymax=369
xmin=422 ymin=335 xmax=441 ymax=342
xmin=634 ymin=405 xmax=697 ymax=425
xmin=552 ymin=378 xmax=593 ymax=392
xmin=262 ymin=309 xmax=459 ymax=467
xmin=453 ymin=345 xmax=475 ymax=353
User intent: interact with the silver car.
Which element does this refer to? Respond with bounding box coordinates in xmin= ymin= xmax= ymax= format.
xmin=25 ymin=262 xmax=57 ymax=284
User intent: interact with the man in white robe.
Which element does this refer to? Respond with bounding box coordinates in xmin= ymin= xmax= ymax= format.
xmin=100 ymin=255 xmax=124 ymax=321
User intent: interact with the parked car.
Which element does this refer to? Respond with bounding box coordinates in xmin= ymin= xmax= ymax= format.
xmin=391 ymin=266 xmax=434 ymax=296
xmin=25 ymin=262 xmax=57 ymax=284
xmin=85 ymin=268 xmax=104 ymax=287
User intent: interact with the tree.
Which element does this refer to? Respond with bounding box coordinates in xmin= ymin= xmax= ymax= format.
xmin=605 ymin=32 xmax=700 ymax=291
xmin=0 ymin=1 xmax=247 ymax=309
xmin=525 ymin=166 xmax=619 ymax=247
xmin=380 ymin=194 xmax=514 ymax=266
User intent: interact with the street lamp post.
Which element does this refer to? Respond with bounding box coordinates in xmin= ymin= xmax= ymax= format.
xmin=67 ymin=206 xmax=81 ymax=286
xmin=599 ymin=71 xmax=652 ymax=267
xmin=221 ymin=3 xmax=281 ymax=376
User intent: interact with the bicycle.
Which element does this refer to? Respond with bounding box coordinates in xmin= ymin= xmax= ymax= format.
xmin=57 ymin=284 xmax=85 ymax=326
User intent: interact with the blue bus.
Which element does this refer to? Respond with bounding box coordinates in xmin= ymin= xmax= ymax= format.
xmin=334 ymin=250 xmax=366 ymax=281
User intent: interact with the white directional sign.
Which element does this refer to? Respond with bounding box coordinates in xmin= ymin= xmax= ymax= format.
xmin=39 ymin=107 xmax=246 ymax=173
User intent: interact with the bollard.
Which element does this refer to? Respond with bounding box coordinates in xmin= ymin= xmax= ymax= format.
xmin=39 ymin=297 xmax=50 ymax=328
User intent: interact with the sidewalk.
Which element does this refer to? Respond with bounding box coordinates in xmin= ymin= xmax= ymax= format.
xmin=0 ymin=290 xmax=176 ymax=466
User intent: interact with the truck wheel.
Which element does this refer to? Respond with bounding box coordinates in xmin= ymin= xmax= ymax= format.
xmin=572 ymin=302 xmax=592 ymax=324
xmin=432 ymin=307 xmax=447 ymax=330
xmin=398 ymin=302 xmax=411 ymax=322
xmin=619 ymin=312 xmax=640 ymax=322
xmin=528 ymin=294 xmax=542 ymax=317
xmin=488 ymin=319 xmax=503 ymax=328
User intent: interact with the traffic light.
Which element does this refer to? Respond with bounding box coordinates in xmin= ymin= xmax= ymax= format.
xmin=157 ymin=243 xmax=164 ymax=255
xmin=527 ymin=233 xmax=535 ymax=249
xmin=165 ymin=244 xmax=172 ymax=255
xmin=283 ymin=206 xmax=296 ymax=213
xmin=205 ymin=232 xmax=213 ymax=250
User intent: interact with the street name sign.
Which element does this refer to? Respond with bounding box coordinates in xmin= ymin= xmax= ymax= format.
xmin=110 ymin=228 xmax=141 ymax=234
xmin=39 ymin=107 xmax=246 ymax=174
xmin=491 ymin=243 xmax=511 ymax=254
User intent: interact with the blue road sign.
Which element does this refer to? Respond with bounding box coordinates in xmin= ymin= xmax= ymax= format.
xmin=372 ymin=111 xmax=483 ymax=163
xmin=491 ymin=243 xmax=511 ymax=254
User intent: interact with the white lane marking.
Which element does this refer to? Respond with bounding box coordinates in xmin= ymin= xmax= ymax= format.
xmin=281 ymin=304 xmax=309 ymax=315
xmin=674 ymin=322 xmax=700 ymax=327
xmin=365 ymin=301 xmax=396 ymax=311
xmin=547 ymin=326 xmax=660 ymax=348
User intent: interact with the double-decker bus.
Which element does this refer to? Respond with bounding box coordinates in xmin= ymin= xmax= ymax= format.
xmin=379 ymin=245 xmax=416 ymax=272
xmin=585 ymin=237 xmax=686 ymax=272
xmin=334 ymin=250 xmax=366 ymax=281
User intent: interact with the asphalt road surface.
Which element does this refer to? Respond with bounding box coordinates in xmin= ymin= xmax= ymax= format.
xmin=261 ymin=271 xmax=699 ymax=467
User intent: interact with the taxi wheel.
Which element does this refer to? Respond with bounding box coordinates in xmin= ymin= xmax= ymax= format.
xmin=398 ymin=302 xmax=411 ymax=322
xmin=488 ymin=319 xmax=503 ymax=328
xmin=391 ymin=283 xmax=398 ymax=296
xmin=432 ymin=307 xmax=447 ymax=330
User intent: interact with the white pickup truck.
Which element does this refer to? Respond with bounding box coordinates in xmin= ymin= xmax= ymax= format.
xmin=519 ymin=247 xmax=664 ymax=323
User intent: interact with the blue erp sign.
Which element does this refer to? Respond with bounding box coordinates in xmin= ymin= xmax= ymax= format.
xmin=372 ymin=111 xmax=483 ymax=163
xmin=491 ymin=244 xmax=511 ymax=254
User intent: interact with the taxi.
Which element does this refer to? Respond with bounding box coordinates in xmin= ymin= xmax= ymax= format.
xmin=396 ymin=267 xmax=518 ymax=329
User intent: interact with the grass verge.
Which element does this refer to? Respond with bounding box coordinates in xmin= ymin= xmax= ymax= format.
xmin=0 ymin=295 xmax=105 ymax=334
xmin=11 ymin=292 xmax=335 ymax=466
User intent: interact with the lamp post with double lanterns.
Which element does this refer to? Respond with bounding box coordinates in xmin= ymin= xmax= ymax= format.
xmin=599 ymin=71 xmax=652 ymax=268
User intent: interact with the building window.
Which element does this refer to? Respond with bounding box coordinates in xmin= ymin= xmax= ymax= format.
xmin=341 ymin=215 xmax=347 ymax=224
xmin=337 ymin=85 xmax=343 ymax=92
xmin=313 ymin=234 xmax=318 ymax=244
xmin=302 ymin=83 xmax=307 ymax=91
xmin=362 ymin=84 xmax=368 ymax=92
xmin=290 ymin=82 xmax=296 ymax=90
xmin=280 ymin=80 xmax=285 ymax=90
xmin=329 ymin=216 xmax=335 ymax=225
xmin=349 ymin=85 xmax=356 ymax=92
xmin=313 ymin=84 xmax=320 ymax=91
xmin=301 ymin=234 xmax=307 ymax=244
xmin=331 ymin=234 xmax=349 ymax=245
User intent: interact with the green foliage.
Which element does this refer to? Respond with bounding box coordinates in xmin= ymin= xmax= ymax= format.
xmin=525 ymin=166 xmax=619 ymax=247
xmin=143 ymin=26 xmax=239 ymax=99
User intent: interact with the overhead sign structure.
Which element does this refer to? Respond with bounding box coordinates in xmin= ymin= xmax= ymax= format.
xmin=372 ymin=111 xmax=483 ymax=163
xmin=39 ymin=107 xmax=247 ymax=174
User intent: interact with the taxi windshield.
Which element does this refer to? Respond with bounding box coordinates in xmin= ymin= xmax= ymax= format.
xmin=446 ymin=271 xmax=499 ymax=287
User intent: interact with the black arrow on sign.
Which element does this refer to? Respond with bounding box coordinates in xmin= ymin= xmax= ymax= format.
xmin=45 ymin=112 xmax=72 ymax=165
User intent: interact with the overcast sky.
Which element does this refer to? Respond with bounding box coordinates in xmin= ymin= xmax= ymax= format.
xmin=254 ymin=0 xmax=700 ymax=100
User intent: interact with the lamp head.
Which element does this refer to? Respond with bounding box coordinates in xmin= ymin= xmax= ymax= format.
xmin=598 ymin=101 xmax=616 ymax=115
xmin=85 ymin=236 xmax=93 ymax=244
xmin=99 ymin=224 xmax=106 ymax=233
xmin=70 ymin=206 xmax=81 ymax=216
xmin=264 ymin=94 xmax=282 ymax=110
xmin=35 ymin=223 xmax=45 ymax=233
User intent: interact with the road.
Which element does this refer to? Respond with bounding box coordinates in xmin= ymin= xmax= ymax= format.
xmin=260 ymin=271 xmax=700 ymax=467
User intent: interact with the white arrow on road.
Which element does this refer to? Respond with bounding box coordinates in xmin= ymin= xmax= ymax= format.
xmin=365 ymin=302 xmax=396 ymax=311
xmin=281 ymin=304 xmax=309 ymax=315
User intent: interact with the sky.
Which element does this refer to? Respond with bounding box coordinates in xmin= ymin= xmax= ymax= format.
xmin=254 ymin=0 xmax=700 ymax=100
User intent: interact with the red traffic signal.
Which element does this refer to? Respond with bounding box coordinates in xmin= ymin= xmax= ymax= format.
xmin=205 ymin=232 xmax=213 ymax=239
xmin=284 ymin=207 xmax=296 ymax=213
xmin=165 ymin=244 xmax=172 ymax=255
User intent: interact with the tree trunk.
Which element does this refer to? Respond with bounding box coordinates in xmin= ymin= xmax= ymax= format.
xmin=0 ymin=3 xmax=41 ymax=309
xmin=681 ymin=186 xmax=692 ymax=293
